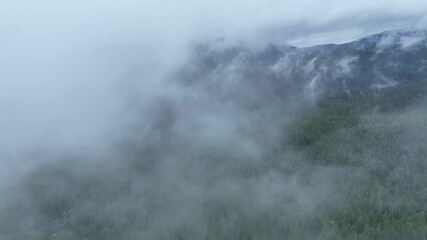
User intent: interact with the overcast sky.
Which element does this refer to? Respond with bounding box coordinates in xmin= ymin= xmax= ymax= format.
xmin=0 ymin=0 xmax=426 ymax=177
xmin=2 ymin=0 xmax=427 ymax=47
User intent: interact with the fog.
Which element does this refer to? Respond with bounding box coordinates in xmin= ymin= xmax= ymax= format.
xmin=1 ymin=0 xmax=427 ymax=239
xmin=1 ymin=0 xmax=426 ymax=161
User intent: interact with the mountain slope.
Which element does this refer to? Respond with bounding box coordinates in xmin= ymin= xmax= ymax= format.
xmin=180 ymin=30 xmax=427 ymax=109
xmin=2 ymin=30 xmax=427 ymax=240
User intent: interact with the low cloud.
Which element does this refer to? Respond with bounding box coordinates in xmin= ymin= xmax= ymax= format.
xmin=1 ymin=1 xmax=427 ymax=239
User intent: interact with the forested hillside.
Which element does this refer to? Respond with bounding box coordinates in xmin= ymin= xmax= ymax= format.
xmin=1 ymin=31 xmax=427 ymax=240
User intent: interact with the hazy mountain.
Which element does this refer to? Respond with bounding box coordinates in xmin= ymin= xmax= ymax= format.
xmin=2 ymin=30 xmax=427 ymax=240
xmin=180 ymin=30 xmax=427 ymax=110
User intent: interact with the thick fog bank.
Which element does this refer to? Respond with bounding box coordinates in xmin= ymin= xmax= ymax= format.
xmin=1 ymin=1 xmax=427 ymax=239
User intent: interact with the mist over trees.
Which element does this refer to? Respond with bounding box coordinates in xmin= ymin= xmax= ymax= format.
xmin=1 ymin=1 xmax=427 ymax=239
xmin=1 ymin=30 xmax=427 ymax=239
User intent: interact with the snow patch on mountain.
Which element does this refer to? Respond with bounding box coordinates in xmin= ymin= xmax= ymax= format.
xmin=400 ymin=35 xmax=425 ymax=49
xmin=377 ymin=34 xmax=396 ymax=50
xmin=305 ymin=74 xmax=321 ymax=101
xmin=336 ymin=56 xmax=357 ymax=75
xmin=371 ymin=71 xmax=399 ymax=90
xmin=303 ymin=57 xmax=317 ymax=73
xmin=270 ymin=55 xmax=293 ymax=75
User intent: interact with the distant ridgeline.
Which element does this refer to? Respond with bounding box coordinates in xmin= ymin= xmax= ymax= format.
xmin=179 ymin=30 xmax=427 ymax=111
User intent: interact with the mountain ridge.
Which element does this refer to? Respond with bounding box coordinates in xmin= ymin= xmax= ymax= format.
xmin=179 ymin=30 xmax=427 ymax=111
